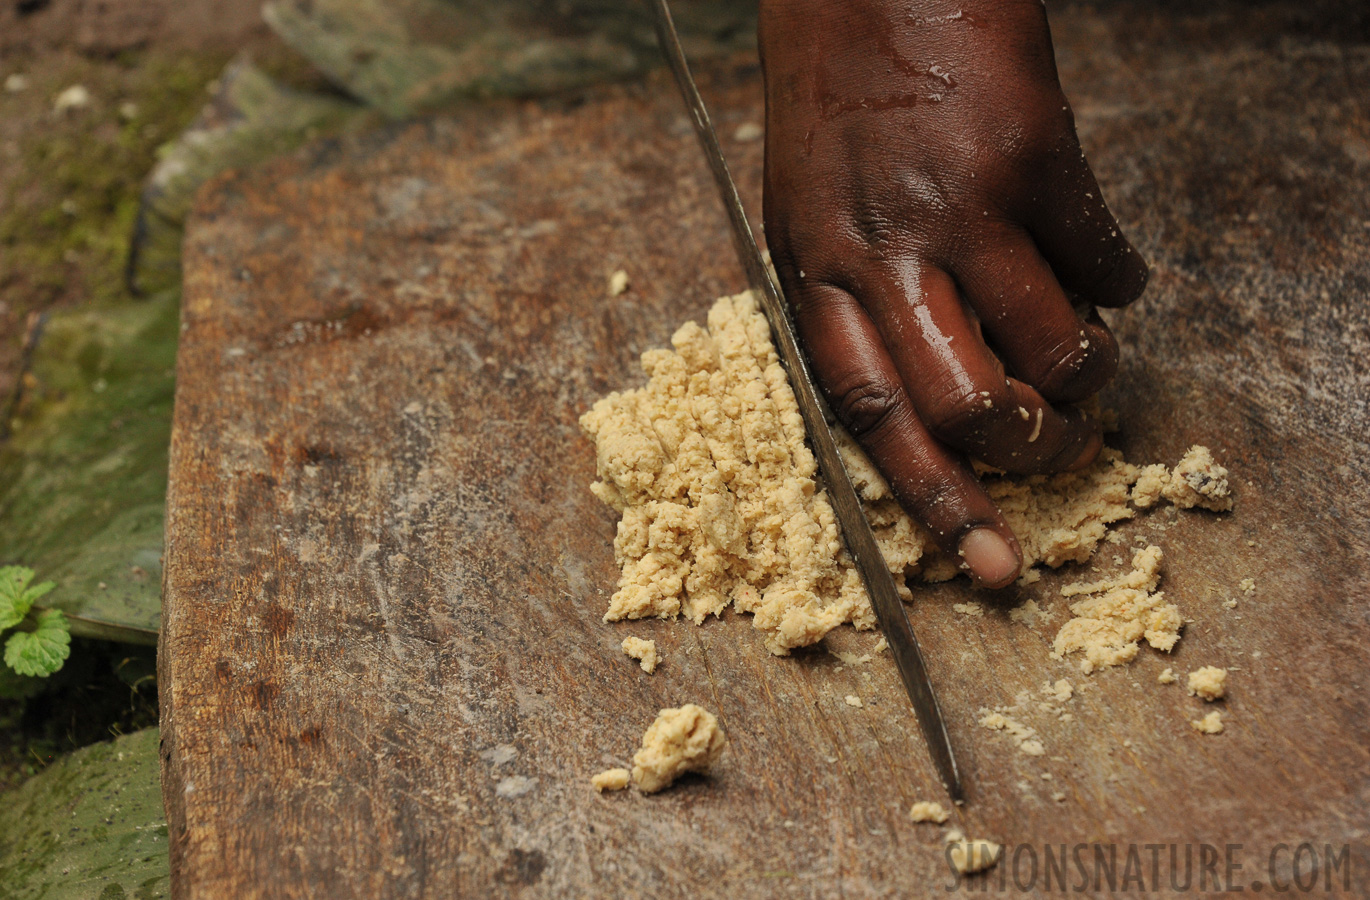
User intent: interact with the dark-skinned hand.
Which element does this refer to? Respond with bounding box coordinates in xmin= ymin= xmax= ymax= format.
xmin=759 ymin=0 xmax=1149 ymax=588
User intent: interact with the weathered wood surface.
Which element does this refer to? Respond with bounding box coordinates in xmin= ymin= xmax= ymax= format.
xmin=162 ymin=4 xmax=1370 ymax=897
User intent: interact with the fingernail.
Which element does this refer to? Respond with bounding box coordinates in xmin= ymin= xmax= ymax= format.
xmin=1066 ymin=430 xmax=1104 ymax=472
xmin=959 ymin=529 xmax=1019 ymax=587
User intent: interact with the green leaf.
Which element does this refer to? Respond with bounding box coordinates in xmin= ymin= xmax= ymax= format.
xmin=0 ymin=566 xmax=55 ymax=632
xmin=4 ymin=609 xmax=72 ymax=677
xmin=0 ymin=728 xmax=168 ymax=899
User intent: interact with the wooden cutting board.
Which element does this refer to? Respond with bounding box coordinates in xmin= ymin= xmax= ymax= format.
xmin=161 ymin=8 xmax=1370 ymax=897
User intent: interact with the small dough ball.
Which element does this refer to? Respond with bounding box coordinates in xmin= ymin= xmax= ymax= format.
xmin=1187 ymin=666 xmax=1228 ymax=701
xmin=1163 ymin=446 xmax=1233 ymax=511
xmin=910 ymin=801 xmax=950 ymax=824
xmin=621 ymin=636 xmax=659 ymax=674
xmin=631 ymin=704 xmax=727 ymax=793
xmin=1191 ymin=711 xmax=1224 ymax=734
xmin=945 ymin=829 xmax=1001 ymax=874
xmin=591 ymin=768 xmax=630 ymax=792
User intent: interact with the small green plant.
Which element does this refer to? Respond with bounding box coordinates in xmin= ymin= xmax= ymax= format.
xmin=0 ymin=566 xmax=71 ymax=678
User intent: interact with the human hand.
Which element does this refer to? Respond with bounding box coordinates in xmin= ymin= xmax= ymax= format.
xmin=759 ymin=0 xmax=1148 ymax=588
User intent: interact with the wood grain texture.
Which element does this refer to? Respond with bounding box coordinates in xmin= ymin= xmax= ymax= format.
xmin=162 ymin=6 xmax=1370 ymax=897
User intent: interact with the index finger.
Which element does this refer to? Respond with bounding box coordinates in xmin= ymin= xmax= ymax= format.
xmin=791 ymin=280 xmax=1024 ymax=588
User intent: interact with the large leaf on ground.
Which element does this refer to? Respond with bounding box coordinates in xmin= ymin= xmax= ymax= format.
xmin=0 ymin=728 xmax=167 ymax=899
xmin=0 ymin=292 xmax=181 ymax=645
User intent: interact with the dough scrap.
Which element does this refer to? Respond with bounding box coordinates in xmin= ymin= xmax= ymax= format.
xmin=1191 ymin=711 xmax=1224 ymax=734
xmin=631 ymin=704 xmax=727 ymax=793
xmin=1158 ymin=667 xmax=1178 ymax=685
xmin=910 ymin=800 xmax=951 ymax=824
xmin=591 ymin=768 xmax=630 ymax=792
xmin=582 ymin=292 xmax=1230 ymax=656
xmin=1162 ymin=445 xmax=1233 ymax=512
xmin=1042 ymin=679 xmax=1074 ymax=703
xmin=1051 ymin=546 xmax=1181 ymax=674
xmin=945 ymin=829 xmax=1002 ymax=874
xmin=978 ymin=710 xmax=1046 ymax=756
xmin=621 ymin=636 xmax=659 ymax=673
xmin=1187 ymin=666 xmax=1228 ymax=701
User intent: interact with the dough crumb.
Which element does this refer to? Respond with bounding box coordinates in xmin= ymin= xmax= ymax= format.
xmin=1009 ymin=599 xmax=1045 ymax=628
xmin=1239 ymin=577 xmax=1256 ymax=594
xmin=1163 ymin=445 xmax=1233 ymax=512
xmin=1191 ymin=711 xmax=1224 ymax=734
xmin=844 ymin=695 xmax=864 ymax=708
xmin=591 ymin=768 xmax=631 ymax=792
xmin=1187 ymin=666 xmax=1228 ymax=701
xmin=953 ymin=602 xmax=985 ymax=618
xmin=1051 ymin=791 xmax=1067 ymax=802
xmin=631 ymin=704 xmax=727 ymax=793
xmin=944 ymin=829 xmax=1002 ymax=874
xmin=1131 ymin=464 xmax=1170 ymax=509
xmin=978 ymin=710 xmax=1046 ymax=756
xmin=1052 ymin=546 xmax=1181 ymax=673
xmin=1158 ymin=667 xmax=1177 ymax=684
xmin=608 ymin=269 xmax=630 ymax=296
xmin=1042 ymin=679 xmax=1074 ymax=703
xmin=621 ymin=636 xmax=659 ymax=673
xmin=910 ymin=800 xmax=950 ymax=824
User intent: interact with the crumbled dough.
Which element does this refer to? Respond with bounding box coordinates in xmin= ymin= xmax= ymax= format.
xmin=978 ymin=710 xmax=1045 ymax=756
xmin=1008 ymin=599 xmax=1045 ymax=628
xmin=844 ymin=695 xmax=864 ymax=708
xmin=621 ymin=636 xmax=659 ymax=673
xmin=1187 ymin=666 xmax=1228 ymax=701
xmin=631 ymin=704 xmax=727 ymax=793
xmin=591 ymin=768 xmax=631 ymax=792
xmin=1239 ymin=578 xmax=1256 ymax=594
xmin=1162 ymin=445 xmax=1233 ymax=511
xmin=1131 ymin=464 xmax=1170 ymax=509
xmin=608 ymin=269 xmax=630 ymax=296
xmin=1158 ymin=667 xmax=1178 ymax=684
xmin=1052 ymin=546 xmax=1181 ymax=674
xmin=944 ymin=829 xmax=1002 ymax=874
xmin=582 ymin=292 xmax=1231 ymax=655
xmin=952 ymin=602 xmax=985 ymax=618
xmin=910 ymin=801 xmax=951 ymax=824
xmin=1191 ymin=711 xmax=1224 ymax=734
xmin=1042 ymin=679 xmax=1074 ymax=703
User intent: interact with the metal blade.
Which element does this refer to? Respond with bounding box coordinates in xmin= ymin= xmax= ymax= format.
xmin=646 ymin=0 xmax=965 ymax=802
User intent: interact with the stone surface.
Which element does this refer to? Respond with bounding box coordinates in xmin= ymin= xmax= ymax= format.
xmin=163 ymin=5 xmax=1370 ymax=898
xmin=0 ymin=728 xmax=168 ymax=899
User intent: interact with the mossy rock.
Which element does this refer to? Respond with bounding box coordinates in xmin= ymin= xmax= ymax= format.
xmin=0 ymin=292 xmax=181 ymax=644
xmin=0 ymin=728 xmax=167 ymax=900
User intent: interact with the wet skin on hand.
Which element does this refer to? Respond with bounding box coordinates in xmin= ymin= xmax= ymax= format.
xmin=759 ymin=0 xmax=1149 ymax=587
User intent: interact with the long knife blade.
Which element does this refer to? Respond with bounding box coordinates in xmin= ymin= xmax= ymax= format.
xmin=646 ymin=0 xmax=964 ymax=802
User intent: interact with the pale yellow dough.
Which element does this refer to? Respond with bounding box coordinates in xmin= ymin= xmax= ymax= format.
xmin=1192 ymin=711 xmax=1224 ymax=734
xmin=910 ymin=801 xmax=951 ymax=824
xmin=631 ymin=704 xmax=727 ymax=793
xmin=945 ymin=829 xmax=1002 ymax=874
xmin=1162 ymin=445 xmax=1233 ymax=511
xmin=581 ymin=291 xmax=1230 ymax=656
xmin=1052 ymin=546 xmax=1181 ymax=674
xmin=591 ymin=768 xmax=630 ymax=792
xmin=1187 ymin=666 xmax=1228 ymax=701
xmin=621 ymin=636 xmax=658 ymax=674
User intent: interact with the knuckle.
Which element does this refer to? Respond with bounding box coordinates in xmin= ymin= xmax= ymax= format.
xmin=832 ymin=374 xmax=906 ymax=438
xmin=926 ymin=386 xmax=1010 ymax=445
xmin=1037 ymin=332 xmax=1118 ymax=402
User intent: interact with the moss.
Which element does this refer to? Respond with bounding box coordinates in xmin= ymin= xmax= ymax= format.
xmin=0 ymin=51 xmax=230 ymax=318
